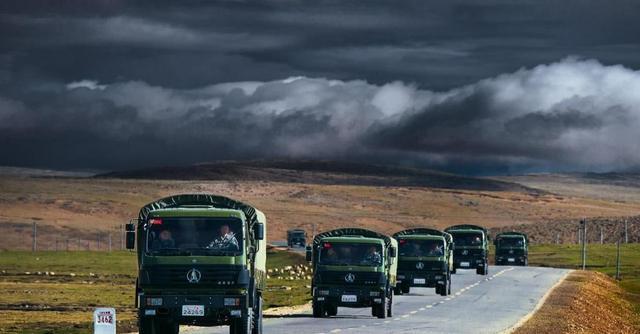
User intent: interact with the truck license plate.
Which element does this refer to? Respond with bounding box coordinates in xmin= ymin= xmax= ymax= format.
xmin=182 ymin=305 xmax=204 ymax=316
xmin=508 ymin=258 xmax=515 ymax=262
xmin=460 ymin=262 xmax=470 ymax=267
xmin=341 ymin=295 xmax=357 ymax=302
xmin=413 ymin=278 xmax=426 ymax=284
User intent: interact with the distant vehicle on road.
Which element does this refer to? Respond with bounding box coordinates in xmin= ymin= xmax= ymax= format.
xmin=287 ymin=229 xmax=307 ymax=248
xmin=494 ymin=232 xmax=528 ymax=266
xmin=393 ymin=228 xmax=453 ymax=296
xmin=126 ymin=194 xmax=267 ymax=334
xmin=306 ymin=228 xmax=398 ymax=319
xmin=445 ymin=224 xmax=489 ymax=275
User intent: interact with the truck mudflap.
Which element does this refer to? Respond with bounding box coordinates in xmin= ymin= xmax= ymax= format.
xmin=139 ymin=293 xmax=247 ymax=326
xmin=313 ymin=286 xmax=387 ymax=307
xmin=397 ymin=271 xmax=447 ymax=287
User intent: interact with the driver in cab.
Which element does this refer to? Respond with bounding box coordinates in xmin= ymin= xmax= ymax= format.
xmin=207 ymin=224 xmax=239 ymax=251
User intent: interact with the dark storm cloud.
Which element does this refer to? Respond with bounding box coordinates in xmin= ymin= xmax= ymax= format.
xmin=1 ymin=58 xmax=640 ymax=173
xmin=1 ymin=1 xmax=640 ymax=173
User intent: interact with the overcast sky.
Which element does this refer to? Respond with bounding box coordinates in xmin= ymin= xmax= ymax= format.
xmin=1 ymin=0 xmax=640 ymax=174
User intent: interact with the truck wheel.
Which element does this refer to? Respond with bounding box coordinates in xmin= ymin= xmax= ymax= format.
xmin=447 ymin=274 xmax=452 ymax=295
xmin=451 ymin=268 xmax=457 ymax=274
xmin=312 ymin=301 xmax=325 ymax=318
xmin=252 ymin=295 xmax=263 ymax=334
xmin=386 ymin=292 xmax=393 ymax=317
xmin=230 ymin=308 xmax=253 ymax=334
xmin=401 ymin=284 xmax=410 ymax=294
xmin=138 ymin=317 xmax=152 ymax=334
xmin=327 ymin=304 xmax=338 ymax=317
xmin=393 ymin=286 xmax=403 ymax=295
xmin=372 ymin=297 xmax=387 ymax=319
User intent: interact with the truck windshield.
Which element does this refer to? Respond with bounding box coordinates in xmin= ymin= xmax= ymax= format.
xmin=497 ymin=238 xmax=524 ymax=248
xmin=146 ymin=217 xmax=243 ymax=256
xmin=398 ymin=239 xmax=444 ymax=257
xmin=451 ymin=232 xmax=483 ymax=247
xmin=319 ymin=243 xmax=383 ymax=266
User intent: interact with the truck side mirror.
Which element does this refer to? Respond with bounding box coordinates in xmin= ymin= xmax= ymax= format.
xmin=254 ymin=223 xmax=265 ymax=241
xmin=305 ymin=246 xmax=312 ymax=262
xmin=389 ymin=246 xmax=397 ymax=258
xmin=125 ymin=223 xmax=136 ymax=250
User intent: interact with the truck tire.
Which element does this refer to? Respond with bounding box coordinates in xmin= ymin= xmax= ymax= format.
xmin=327 ymin=304 xmax=338 ymax=317
xmin=142 ymin=318 xmax=178 ymax=334
xmin=312 ymin=301 xmax=325 ymax=318
xmin=252 ymin=295 xmax=263 ymax=334
xmin=372 ymin=297 xmax=387 ymax=319
xmin=386 ymin=292 xmax=393 ymax=317
xmin=447 ymin=273 xmax=452 ymax=295
xmin=401 ymin=284 xmax=410 ymax=294
xmin=451 ymin=267 xmax=457 ymax=274
xmin=393 ymin=286 xmax=403 ymax=295
xmin=230 ymin=308 xmax=253 ymax=334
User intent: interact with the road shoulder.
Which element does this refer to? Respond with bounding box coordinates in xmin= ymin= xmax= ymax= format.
xmin=512 ymin=270 xmax=639 ymax=334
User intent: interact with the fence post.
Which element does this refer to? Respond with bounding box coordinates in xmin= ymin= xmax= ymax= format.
xmin=108 ymin=234 xmax=112 ymax=252
xmin=625 ymin=220 xmax=629 ymax=244
xmin=32 ymin=222 xmax=37 ymax=252
xmin=600 ymin=226 xmax=604 ymax=244
xmin=581 ymin=219 xmax=587 ymax=270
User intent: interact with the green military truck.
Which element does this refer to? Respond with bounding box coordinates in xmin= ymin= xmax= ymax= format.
xmin=287 ymin=229 xmax=307 ymax=248
xmin=306 ymin=228 xmax=398 ymax=319
xmin=444 ymin=224 xmax=489 ymax=275
xmin=125 ymin=194 xmax=267 ymax=334
xmin=393 ymin=228 xmax=453 ymax=296
xmin=494 ymin=232 xmax=528 ymax=266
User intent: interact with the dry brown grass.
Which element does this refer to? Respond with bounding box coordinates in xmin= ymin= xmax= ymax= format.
xmin=514 ymin=271 xmax=639 ymax=334
xmin=2 ymin=174 xmax=640 ymax=250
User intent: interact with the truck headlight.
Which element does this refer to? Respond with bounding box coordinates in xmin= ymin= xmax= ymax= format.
xmin=434 ymin=275 xmax=443 ymax=280
xmin=369 ymin=291 xmax=380 ymax=297
xmin=145 ymin=297 xmax=162 ymax=306
xmin=224 ymin=298 xmax=240 ymax=306
xmin=397 ymin=274 xmax=405 ymax=279
xmin=317 ymin=289 xmax=330 ymax=296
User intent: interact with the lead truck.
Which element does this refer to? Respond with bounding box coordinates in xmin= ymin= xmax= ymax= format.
xmin=393 ymin=228 xmax=453 ymax=296
xmin=306 ymin=228 xmax=398 ymax=319
xmin=126 ymin=194 xmax=267 ymax=334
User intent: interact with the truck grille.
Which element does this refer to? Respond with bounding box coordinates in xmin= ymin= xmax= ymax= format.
xmin=453 ymin=248 xmax=484 ymax=257
xmin=316 ymin=271 xmax=383 ymax=285
xmin=141 ymin=265 xmax=241 ymax=287
xmin=398 ymin=260 xmax=442 ymax=271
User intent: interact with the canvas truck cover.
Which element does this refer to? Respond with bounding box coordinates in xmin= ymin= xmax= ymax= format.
xmin=313 ymin=228 xmax=394 ymax=249
xmin=138 ymin=194 xmax=260 ymax=227
xmin=445 ymin=224 xmax=489 ymax=238
xmin=393 ymin=228 xmax=453 ymax=245
xmin=495 ymin=231 xmax=528 ymax=243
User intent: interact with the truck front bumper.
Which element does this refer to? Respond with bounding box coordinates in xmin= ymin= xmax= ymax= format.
xmin=453 ymin=257 xmax=486 ymax=269
xmin=397 ymin=271 xmax=447 ymax=287
xmin=139 ymin=293 xmax=248 ymax=326
xmin=313 ymin=286 xmax=386 ymax=308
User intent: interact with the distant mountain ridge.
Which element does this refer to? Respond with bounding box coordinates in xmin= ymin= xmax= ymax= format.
xmin=97 ymin=160 xmax=540 ymax=192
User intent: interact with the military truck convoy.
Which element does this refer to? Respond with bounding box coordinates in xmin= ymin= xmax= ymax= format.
xmin=126 ymin=194 xmax=266 ymax=334
xmin=306 ymin=228 xmax=398 ymax=319
xmin=393 ymin=228 xmax=453 ymax=296
xmin=445 ymin=224 xmax=490 ymax=275
xmin=127 ymin=197 xmax=528 ymax=332
xmin=494 ymin=232 xmax=529 ymax=266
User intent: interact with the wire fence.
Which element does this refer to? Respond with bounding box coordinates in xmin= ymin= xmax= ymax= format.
xmin=1 ymin=222 xmax=129 ymax=252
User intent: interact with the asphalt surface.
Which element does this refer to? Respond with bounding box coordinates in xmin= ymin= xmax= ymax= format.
xmin=184 ymin=266 xmax=570 ymax=334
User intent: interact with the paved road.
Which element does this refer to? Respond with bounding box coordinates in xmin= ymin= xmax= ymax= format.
xmin=185 ymin=266 xmax=570 ymax=334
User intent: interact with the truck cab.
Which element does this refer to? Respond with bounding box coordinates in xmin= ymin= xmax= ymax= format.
xmin=393 ymin=228 xmax=453 ymax=296
xmin=494 ymin=232 xmax=528 ymax=266
xmin=287 ymin=229 xmax=307 ymax=248
xmin=126 ymin=194 xmax=266 ymax=334
xmin=306 ymin=228 xmax=397 ymax=319
xmin=445 ymin=224 xmax=489 ymax=275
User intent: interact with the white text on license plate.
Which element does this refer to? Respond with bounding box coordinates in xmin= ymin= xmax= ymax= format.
xmin=508 ymin=258 xmax=515 ymax=262
xmin=413 ymin=278 xmax=426 ymax=284
xmin=341 ymin=295 xmax=357 ymax=302
xmin=460 ymin=262 xmax=470 ymax=267
xmin=182 ymin=305 xmax=204 ymax=316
